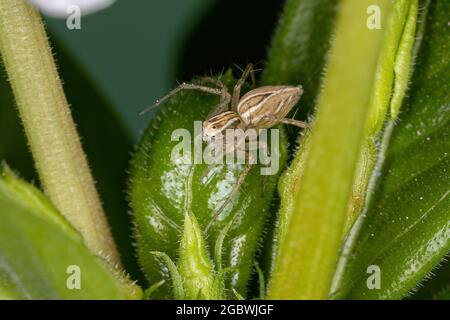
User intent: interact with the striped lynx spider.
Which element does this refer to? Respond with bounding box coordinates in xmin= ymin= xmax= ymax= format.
xmin=145 ymin=64 xmax=309 ymax=232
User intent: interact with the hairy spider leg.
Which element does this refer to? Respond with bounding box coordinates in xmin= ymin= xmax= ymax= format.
xmin=254 ymin=138 xmax=272 ymax=194
xmin=261 ymin=115 xmax=310 ymax=129
xmin=203 ymin=133 xmax=256 ymax=234
xmin=231 ymin=64 xmax=254 ymax=112
xmin=195 ymin=76 xmax=232 ymax=119
xmin=204 ymin=153 xmax=254 ymax=234
xmin=139 ymin=83 xmax=229 ymax=115
xmin=203 ymin=115 xmax=310 ymax=233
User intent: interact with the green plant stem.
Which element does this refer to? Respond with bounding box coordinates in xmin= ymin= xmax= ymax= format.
xmin=0 ymin=0 xmax=120 ymax=266
xmin=345 ymin=0 xmax=419 ymax=231
xmin=269 ymin=0 xmax=391 ymax=299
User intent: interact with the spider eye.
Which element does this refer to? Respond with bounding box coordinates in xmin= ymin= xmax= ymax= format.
xmin=212 ymin=125 xmax=217 ymax=129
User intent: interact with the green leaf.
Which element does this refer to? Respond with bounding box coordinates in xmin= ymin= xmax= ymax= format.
xmin=150 ymin=252 xmax=185 ymax=300
xmin=269 ymin=0 xmax=393 ymax=299
xmin=0 ymin=164 xmax=142 ymax=300
xmin=130 ymin=73 xmax=288 ymax=298
xmin=0 ymin=1 xmax=120 ymax=263
xmin=0 ymin=34 xmax=142 ymax=283
xmin=257 ymin=0 xmax=338 ymax=285
xmin=178 ymin=212 xmax=222 ymax=299
xmin=331 ymin=0 xmax=450 ymax=299
xmin=408 ymin=257 xmax=450 ymax=300
xmin=345 ymin=0 xmax=420 ymax=230
xmin=365 ymin=0 xmax=418 ymax=136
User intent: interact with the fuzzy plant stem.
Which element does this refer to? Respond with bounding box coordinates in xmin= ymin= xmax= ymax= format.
xmin=269 ymin=0 xmax=391 ymax=299
xmin=0 ymin=0 xmax=120 ymax=266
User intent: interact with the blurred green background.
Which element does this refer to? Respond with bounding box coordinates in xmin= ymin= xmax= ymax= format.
xmin=45 ymin=0 xmax=283 ymax=139
xmin=1 ymin=0 xmax=284 ymax=285
xmin=45 ymin=0 xmax=213 ymax=139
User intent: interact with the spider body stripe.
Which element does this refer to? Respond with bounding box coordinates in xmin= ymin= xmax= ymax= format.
xmin=146 ymin=64 xmax=308 ymax=233
xmin=237 ymin=85 xmax=303 ymax=129
xmin=202 ymin=111 xmax=243 ymax=143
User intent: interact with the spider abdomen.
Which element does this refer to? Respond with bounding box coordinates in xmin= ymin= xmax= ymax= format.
xmin=237 ymin=85 xmax=303 ymax=128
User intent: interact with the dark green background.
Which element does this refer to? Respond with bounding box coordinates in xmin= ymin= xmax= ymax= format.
xmin=46 ymin=0 xmax=213 ymax=138
xmin=45 ymin=0 xmax=284 ymax=139
xmin=1 ymin=0 xmax=285 ymax=287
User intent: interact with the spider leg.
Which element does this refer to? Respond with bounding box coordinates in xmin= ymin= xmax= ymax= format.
xmin=231 ymin=64 xmax=254 ymax=112
xmin=278 ymin=118 xmax=310 ymax=128
xmin=140 ymin=83 xmax=226 ymax=115
xmin=257 ymin=139 xmax=271 ymax=166
xmin=204 ymin=152 xmax=254 ymax=234
xmin=192 ymin=77 xmax=233 ymax=118
xmin=261 ymin=115 xmax=310 ymax=129
xmin=250 ymin=71 xmax=257 ymax=89
xmin=205 ymin=90 xmax=232 ymax=119
xmin=196 ymin=76 xmax=225 ymax=89
xmin=200 ymin=139 xmax=228 ymax=182
xmin=256 ymin=139 xmax=272 ymax=194
xmin=188 ymin=76 xmax=233 ymax=119
xmin=200 ymin=164 xmax=218 ymax=182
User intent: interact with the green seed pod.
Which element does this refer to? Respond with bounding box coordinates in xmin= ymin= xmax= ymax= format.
xmin=178 ymin=211 xmax=222 ymax=299
xmin=130 ymin=73 xmax=287 ymax=299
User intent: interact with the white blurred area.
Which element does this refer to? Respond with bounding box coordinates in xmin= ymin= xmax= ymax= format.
xmin=27 ymin=0 xmax=115 ymax=18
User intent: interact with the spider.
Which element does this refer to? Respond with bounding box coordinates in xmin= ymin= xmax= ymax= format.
xmin=143 ymin=64 xmax=309 ymax=233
